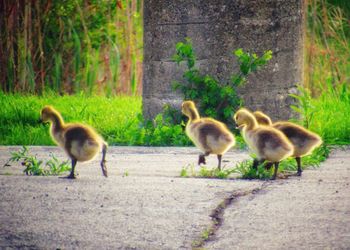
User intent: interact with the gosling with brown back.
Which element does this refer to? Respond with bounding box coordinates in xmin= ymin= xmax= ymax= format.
xmin=40 ymin=106 xmax=108 ymax=179
xmin=182 ymin=101 xmax=235 ymax=170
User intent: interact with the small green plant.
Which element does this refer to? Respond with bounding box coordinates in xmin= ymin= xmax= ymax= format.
xmin=233 ymin=160 xmax=272 ymax=180
xmin=201 ymin=227 xmax=213 ymax=240
xmin=179 ymin=164 xmax=236 ymax=179
xmin=180 ymin=167 xmax=188 ymax=177
xmin=172 ymin=38 xmax=272 ymax=124
xmin=180 ymin=144 xmax=330 ymax=180
xmin=233 ymin=144 xmax=330 ymax=179
xmin=4 ymin=146 xmax=71 ymax=176
xmin=45 ymin=153 xmax=72 ymax=175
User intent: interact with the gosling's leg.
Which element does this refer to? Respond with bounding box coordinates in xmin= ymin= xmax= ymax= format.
xmin=272 ymin=162 xmax=279 ymax=180
xmin=198 ymin=152 xmax=210 ymax=165
xmin=67 ymin=158 xmax=77 ymax=179
xmin=252 ymin=159 xmax=259 ymax=170
xmin=264 ymin=162 xmax=273 ymax=170
xmin=296 ymin=157 xmax=302 ymax=176
xmin=100 ymin=144 xmax=108 ymax=177
xmin=252 ymin=159 xmax=264 ymax=170
xmin=217 ymin=155 xmax=222 ymax=171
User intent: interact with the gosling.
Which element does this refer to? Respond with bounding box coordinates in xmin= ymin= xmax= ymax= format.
xmin=234 ymin=108 xmax=294 ymax=180
xmin=40 ymin=106 xmax=108 ymax=179
xmin=181 ymin=101 xmax=235 ymax=170
xmin=254 ymin=111 xmax=322 ymax=176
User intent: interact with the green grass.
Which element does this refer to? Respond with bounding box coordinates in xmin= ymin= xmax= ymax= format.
xmin=0 ymin=92 xmax=141 ymax=145
xmin=308 ymin=84 xmax=350 ymax=145
xmin=0 ymin=91 xmax=190 ymax=146
xmin=291 ymin=83 xmax=350 ymax=145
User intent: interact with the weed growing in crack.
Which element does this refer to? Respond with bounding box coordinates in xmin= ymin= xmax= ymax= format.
xmin=192 ymin=226 xmax=214 ymax=249
xmin=4 ymin=146 xmax=71 ymax=176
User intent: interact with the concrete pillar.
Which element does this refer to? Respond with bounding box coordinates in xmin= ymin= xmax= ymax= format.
xmin=143 ymin=0 xmax=304 ymax=120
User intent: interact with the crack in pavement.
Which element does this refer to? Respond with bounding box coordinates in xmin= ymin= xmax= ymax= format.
xmin=192 ymin=181 xmax=272 ymax=249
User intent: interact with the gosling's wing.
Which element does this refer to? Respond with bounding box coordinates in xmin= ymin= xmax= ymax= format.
xmin=64 ymin=125 xmax=100 ymax=149
xmin=274 ymin=122 xmax=316 ymax=146
xmin=256 ymin=129 xmax=291 ymax=153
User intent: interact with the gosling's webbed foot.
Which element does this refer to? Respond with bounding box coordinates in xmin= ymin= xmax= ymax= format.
xmin=198 ymin=155 xmax=206 ymax=165
xmin=297 ymin=170 xmax=302 ymax=176
xmin=100 ymin=160 xmax=108 ymax=177
xmin=61 ymin=173 xmax=77 ymax=179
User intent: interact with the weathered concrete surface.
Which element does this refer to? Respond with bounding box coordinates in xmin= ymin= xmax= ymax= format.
xmin=206 ymin=148 xmax=350 ymax=249
xmin=0 ymin=146 xmax=349 ymax=249
xmin=143 ymin=0 xmax=304 ymax=120
xmin=0 ymin=146 xmax=249 ymax=177
xmin=0 ymin=146 xmax=259 ymax=249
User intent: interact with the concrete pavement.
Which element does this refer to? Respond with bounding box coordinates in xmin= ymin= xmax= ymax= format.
xmin=0 ymin=146 xmax=349 ymax=249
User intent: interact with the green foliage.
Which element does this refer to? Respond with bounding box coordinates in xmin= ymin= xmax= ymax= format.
xmin=180 ymin=164 xmax=236 ymax=179
xmin=180 ymin=167 xmax=189 ymax=177
xmin=180 ymin=145 xmax=330 ymax=180
xmin=291 ymin=83 xmax=350 ymax=145
xmin=173 ymin=38 xmax=272 ymax=124
xmin=290 ymin=86 xmax=315 ymax=128
xmin=234 ymin=160 xmax=272 ymax=180
xmin=0 ymin=92 xmax=141 ymax=145
xmin=0 ymin=92 xmax=190 ymax=146
xmin=234 ymin=145 xmax=330 ymax=180
xmin=4 ymin=146 xmax=71 ymax=176
xmin=126 ymin=109 xmax=190 ymax=146
xmin=279 ymin=144 xmax=330 ymax=172
xmin=306 ymin=0 xmax=349 ymax=93
xmin=1 ymin=0 xmax=143 ymax=95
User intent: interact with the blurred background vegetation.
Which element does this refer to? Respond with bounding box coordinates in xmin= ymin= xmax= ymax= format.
xmin=0 ymin=0 xmax=349 ymax=146
xmin=0 ymin=0 xmax=143 ymax=95
xmin=0 ymin=0 xmax=348 ymax=96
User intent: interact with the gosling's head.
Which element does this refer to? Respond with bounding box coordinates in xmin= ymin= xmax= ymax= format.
xmin=40 ymin=106 xmax=60 ymax=123
xmin=233 ymin=108 xmax=255 ymax=129
xmin=181 ymin=101 xmax=198 ymax=119
xmin=253 ymin=111 xmax=272 ymax=126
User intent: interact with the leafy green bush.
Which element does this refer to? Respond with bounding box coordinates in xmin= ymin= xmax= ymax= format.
xmin=172 ymin=38 xmax=272 ymax=124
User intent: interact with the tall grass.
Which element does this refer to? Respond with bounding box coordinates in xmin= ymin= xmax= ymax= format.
xmin=309 ymin=83 xmax=349 ymax=144
xmin=305 ymin=0 xmax=350 ymax=93
xmin=0 ymin=0 xmax=143 ymax=95
xmin=302 ymin=0 xmax=350 ymax=145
